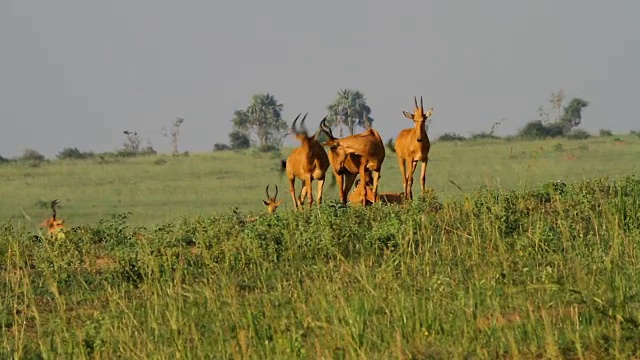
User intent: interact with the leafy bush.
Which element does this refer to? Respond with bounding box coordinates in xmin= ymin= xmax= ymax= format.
xmin=213 ymin=143 xmax=231 ymax=151
xmin=228 ymin=130 xmax=251 ymax=149
xmin=57 ymin=147 xmax=95 ymax=160
xmin=599 ymin=129 xmax=613 ymax=137
xmin=517 ymin=120 xmax=565 ymax=139
xmin=0 ymin=154 xmax=8 ymax=164
xmin=566 ymin=129 xmax=591 ymax=140
xmin=438 ymin=132 xmax=466 ymax=141
xmin=469 ymin=132 xmax=500 ymax=140
xmin=552 ymin=143 xmax=565 ymax=152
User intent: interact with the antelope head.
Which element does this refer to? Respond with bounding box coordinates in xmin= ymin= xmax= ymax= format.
xmin=291 ymin=113 xmax=321 ymax=143
xmin=262 ymin=184 xmax=282 ymax=214
xmin=402 ymin=96 xmax=433 ymax=142
xmin=319 ymin=117 xmax=349 ymax=174
xmin=41 ymin=199 xmax=65 ymax=235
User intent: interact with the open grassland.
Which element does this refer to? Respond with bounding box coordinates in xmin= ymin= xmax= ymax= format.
xmin=1 ymin=136 xmax=640 ymax=358
xmin=1 ymin=135 xmax=640 ymax=227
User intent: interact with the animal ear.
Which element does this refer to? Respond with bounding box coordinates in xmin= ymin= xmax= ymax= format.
xmin=402 ymin=111 xmax=414 ymax=120
xmin=262 ymin=200 xmax=270 ymax=206
xmin=276 ymin=200 xmax=282 ymax=206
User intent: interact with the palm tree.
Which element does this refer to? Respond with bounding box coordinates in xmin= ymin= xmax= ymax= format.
xmin=326 ymin=89 xmax=372 ymax=136
xmin=241 ymin=93 xmax=286 ymax=147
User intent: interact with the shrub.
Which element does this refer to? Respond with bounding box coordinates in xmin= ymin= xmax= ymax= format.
xmin=438 ymin=132 xmax=466 ymax=142
xmin=229 ymin=130 xmax=251 ymax=150
xmin=0 ymin=154 xmax=8 ymax=164
xmin=566 ymin=129 xmax=591 ymax=140
xmin=57 ymin=147 xmax=95 ymax=160
xmin=517 ymin=120 xmax=565 ymax=139
xmin=469 ymin=132 xmax=500 ymax=140
xmin=599 ymin=129 xmax=613 ymax=137
xmin=552 ymin=143 xmax=565 ymax=152
xmin=213 ymin=143 xmax=231 ymax=151
xmin=18 ymin=149 xmax=46 ymax=162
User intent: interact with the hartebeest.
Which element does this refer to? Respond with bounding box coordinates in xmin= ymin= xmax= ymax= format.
xmin=40 ymin=199 xmax=65 ymax=238
xmin=319 ymin=118 xmax=385 ymax=206
xmin=395 ymin=96 xmax=434 ymax=200
xmin=348 ymin=179 xmax=405 ymax=206
xmin=318 ymin=119 xmax=372 ymax=204
xmin=262 ymin=184 xmax=282 ymax=214
xmin=284 ymin=113 xmax=330 ymax=209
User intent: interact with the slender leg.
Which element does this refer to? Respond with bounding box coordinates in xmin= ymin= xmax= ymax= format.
xmin=288 ymin=177 xmax=299 ymax=209
xmin=299 ymin=183 xmax=307 ymax=205
xmin=420 ymin=159 xmax=428 ymax=193
xmin=334 ymin=171 xmax=346 ymax=203
xmin=398 ymin=156 xmax=408 ymax=200
xmin=316 ymin=178 xmax=325 ymax=205
xmin=407 ymin=160 xmax=418 ymax=200
xmin=305 ymin=175 xmax=313 ymax=209
xmin=342 ymin=173 xmax=357 ymax=204
xmin=372 ymin=170 xmax=381 ymax=203
xmin=358 ymin=163 xmax=368 ymax=207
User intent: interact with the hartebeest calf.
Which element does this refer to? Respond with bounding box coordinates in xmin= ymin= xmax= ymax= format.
xmin=40 ymin=199 xmax=65 ymax=238
xmin=395 ymin=96 xmax=434 ymax=200
xmin=319 ymin=118 xmax=385 ymax=206
xmin=348 ymin=179 xmax=405 ymax=206
xmin=284 ymin=113 xmax=330 ymax=209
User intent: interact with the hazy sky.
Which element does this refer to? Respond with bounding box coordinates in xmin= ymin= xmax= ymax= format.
xmin=2 ymin=0 xmax=639 ymax=157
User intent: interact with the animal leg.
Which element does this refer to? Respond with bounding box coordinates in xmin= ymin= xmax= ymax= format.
xmin=407 ymin=160 xmax=418 ymax=200
xmin=398 ymin=156 xmax=408 ymax=200
xmin=288 ymin=177 xmax=299 ymax=209
xmin=342 ymin=173 xmax=357 ymax=204
xmin=358 ymin=163 xmax=368 ymax=207
xmin=299 ymin=183 xmax=308 ymax=206
xmin=316 ymin=178 xmax=325 ymax=205
xmin=371 ymin=170 xmax=381 ymax=203
xmin=305 ymin=175 xmax=314 ymax=209
xmin=420 ymin=159 xmax=428 ymax=193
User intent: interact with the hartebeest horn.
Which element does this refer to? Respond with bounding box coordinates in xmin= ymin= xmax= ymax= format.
xmin=420 ymin=96 xmax=424 ymax=110
xmin=319 ymin=117 xmax=335 ymax=140
xmin=414 ymin=96 xmax=419 ymax=109
xmin=51 ymin=199 xmax=60 ymax=220
xmin=274 ymin=184 xmax=278 ymax=199
xmin=300 ymin=113 xmax=309 ymax=133
xmin=265 ymin=184 xmax=271 ymax=199
xmin=292 ymin=113 xmax=302 ymax=133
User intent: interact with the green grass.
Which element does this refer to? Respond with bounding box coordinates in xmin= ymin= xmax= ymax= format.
xmin=1 ymin=135 xmax=639 ymax=227
xmin=1 ymin=136 xmax=640 ymax=358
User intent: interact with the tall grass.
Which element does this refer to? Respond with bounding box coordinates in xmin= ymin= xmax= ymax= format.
xmin=2 ymin=175 xmax=640 ymax=358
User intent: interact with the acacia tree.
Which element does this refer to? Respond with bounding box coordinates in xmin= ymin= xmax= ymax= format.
xmin=326 ymin=89 xmax=372 ymax=136
xmin=161 ymin=117 xmax=185 ymax=156
xmin=230 ymin=93 xmax=287 ymax=148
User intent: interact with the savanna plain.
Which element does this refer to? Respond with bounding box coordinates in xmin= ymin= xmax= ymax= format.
xmin=2 ymin=135 xmax=640 ymax=358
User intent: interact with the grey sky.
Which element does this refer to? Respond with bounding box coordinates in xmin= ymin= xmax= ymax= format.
xmin=2 ymin=0 xmax=638 ymax=157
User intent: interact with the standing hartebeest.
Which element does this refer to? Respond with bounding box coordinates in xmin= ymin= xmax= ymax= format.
xmin=395 ymin=96 xmax=433 ymax=200
xmin=284 ymin=113 xmax=330 ymax=209
xmin=319 ymin=118 xmax=385 ymax=206
xmin=318 ymin=118 xmax=372 ymax=204
xmin=40 ymin=199 xmax=65 ymax=238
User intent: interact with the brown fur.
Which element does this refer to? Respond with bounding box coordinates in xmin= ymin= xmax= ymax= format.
xmin=320 ymin=118 xmax=385 ymax=206
xmin=40 ymin=199 xmax=65 ymax=237
xmin=395 ymin=96 xmax=433 ymax=200
xmin=285 ymin=113 xmax=330 ymax=209
xmin=348 ymin=179 xmax=405 ymax=206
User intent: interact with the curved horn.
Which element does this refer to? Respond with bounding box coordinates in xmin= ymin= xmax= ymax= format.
xmin=265 ymin=184 xmax=271 ymax=199
xmin=51 ymin=199 xmax=59 ymax=220
xmin=300 ymin=113 xmax=309 ymax=133
xmin=274 ymin=185 xmax=278 ymax=199
xmin=291 ymin=113 xmax=301 ymax=132
xmin=414 ymin=96 xmax=419 ymax=109
xmin=420 ymin=96 xmax=424 ymax=110
xmin=320 ymin=117 xmax=335 ymax=140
